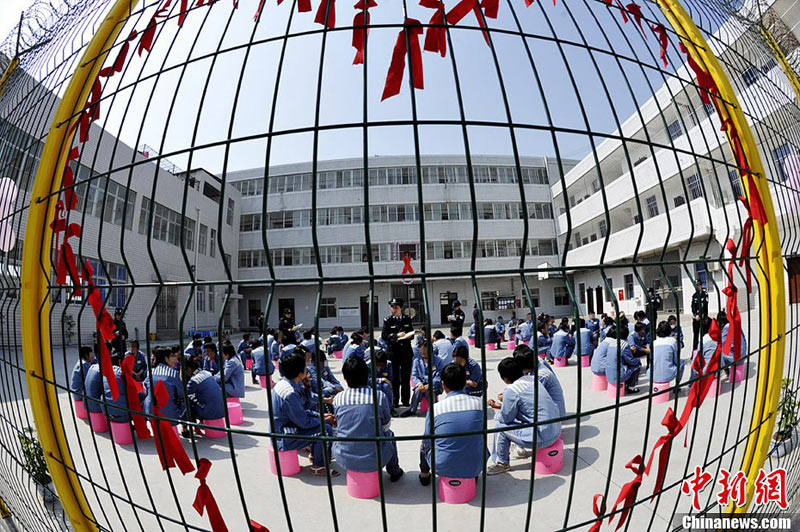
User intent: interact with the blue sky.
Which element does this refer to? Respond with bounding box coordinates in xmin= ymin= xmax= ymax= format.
xmin=2 ymin=0 xmax=685 ymax=174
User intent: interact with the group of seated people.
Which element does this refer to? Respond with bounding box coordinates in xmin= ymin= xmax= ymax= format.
xmin=270 ymin=342 xmax=565 ymax=479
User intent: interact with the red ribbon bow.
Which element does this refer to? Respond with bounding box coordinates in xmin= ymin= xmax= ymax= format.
xmin=481 ymin=0 xmax=499 ymax=18
xmin=51 ymin=202 xmax=83 ymax=292
xmin=625 ymin=3 xmax=646 ymax=37
xmin=61 ymin=147 xmax=81 ymax=211
xmin=446 ymin=0 xmax=490 ymax=46
xmin=651 ymin=23 xmax=668 ymax=67
xmin=420 ymin=0 xmax=447 ymax=58
xmin=193 ymin=458 xmax=228 ymax=532
xmin=69 ymin=77 xmax=102 ymax=143
xmin=679 ymin=42 xmax=717 ymax=105
xmin=401 ymin=253 xmax=414 ymax=275
xmin=645 ymin=407 xmax=682 ymax=499
xmin=588 ymin=494 xmax=605 ymax=532
xmin=298 ymin=0 xmax=312 ymax=12
xmin=121 ymin=356 xmax=152 ymax=439
xmin=381 ymin=18 xmax=424 ymax=101
xmin=315 ymin=0 xmax=336 ymax=28
xmin=139 ymin=0 xmax=174 ymax=56
xmin=82 ymin=261 xmax=117 ymax=342
xmin=608 ymin=455 xmax=644 ymax=530
xmin=151 ymin=380 xmax=195 ymax=474
xmin=351 ymin=0 xmax=377 ymax=64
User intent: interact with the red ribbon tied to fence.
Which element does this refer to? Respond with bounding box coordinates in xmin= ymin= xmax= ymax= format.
xmin=608 ymin=455 xmax=644 ymax=530
xmin=645 ymin=407 xmax=682 ymax=499
xmin=420 ymin=0 xmax=447 ymax=57
xmin=121 ymin=356 xmax=152 ymax=439
xmin=381 ymin=18 xmax=424 ymax=101
xmin=193 ymin=458 xmax=228 ymax=532
xmin=588 ymin=494 xmax=605 ymax=532
xmin=151 ymin=380 xmax=195 ymax=474
xmin=352 ymin=0 xmax=377 ymax=64
xmin=100 ymin=30 xmax=138 ymax=78
xmin=651 ymin=23 xmax=668 ymax=67
xmin=401 ymin=253 xmax=414 ymax=275
xmin=315 ymin=0 xmax=336 ymax=28
xmin=139 ymin=0 xmax=174 ymax=56
xmin=446 ymin=0 xmax=490 ymax=46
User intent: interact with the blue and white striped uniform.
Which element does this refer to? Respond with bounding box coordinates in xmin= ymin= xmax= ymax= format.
xmin=517 ymin=320 xmax=533 ymax=343
xmin=433 ymin=338 xmax=454 ymax=366
xmin=577 ymin=327 xmax=595 ymax=359
xmin=651 ymin=336 xmax=684 ymax=383
xmin=187 ymin=370 xmax=225 ymax=421
xmin=144 ymin=364 xmax=185 ymax=425
xmin=307 ymin=363 xmax=342 ymax=397
xmin=202 ymin=356 xmax=220 ymax=376
xmin=591 ymin=338 xmax=612 ymax=376
xmin=549 ymin=330 xmax=575 ymax=360
xmin=270 ymin=377 xmax=333 ymax=466
xmin=124 ymin=350 xmax=148 ymax=381
xmin=693 ymin=333 xmax=734 ymax=378
xmin=463 ymin=358 xmax=483 ymax=396
xmin=407 ymin=355 xmax=445 ymax=414
xmin=536 ymin=333 xmax=552 ymax=358
xmin=71 ymin=359 xmax=92 ymax=395
xmin=467 ymin=323 xmax=476 ymax=340
xmin=332 ymin=387 xmax=401 ymax=474
xmin=84 ymin=363 xmax=104 ymax=413
xmin=269 ymin=340 xmax=282 ymax=362
xmin=491 ymin=378 xmax=561 ymax=464
xmin=301 ymin=338 xmax=318 ymax=355
xmin=104 ymin=366 xmax=129 ymax=422
xmin=251 ymin=346 xmax=273 ymax=376
xmin=451 ymin=336 xmax=469 ymax=351
xmin=421 ymin=391 xmax=484 ymax=478
xmin=603 ymin=340 xmax=641 ymax=386
xmin=721 ymin=324 xmax=747 ymax=365
xmin=343 ymin=341 xmax=367 ymax=362
xmin=368 ymin=361 xmax=393 ymax=406
xmin=215 ymin=356 xmax=245 ymax=398
xmin=530 ymin=359 xmax=566 ymax=418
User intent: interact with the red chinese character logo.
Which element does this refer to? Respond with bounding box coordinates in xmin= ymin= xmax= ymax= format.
xmin=754 ymin=468 xmax=787 ymax=509
xmin=717 ymin=469 xmax=747 ymax=508
xmin=682 ymin=466 xmax=713 ymax=511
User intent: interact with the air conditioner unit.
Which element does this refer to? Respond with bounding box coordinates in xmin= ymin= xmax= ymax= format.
xmin=707 ymin=261 xmax=722 ymax=272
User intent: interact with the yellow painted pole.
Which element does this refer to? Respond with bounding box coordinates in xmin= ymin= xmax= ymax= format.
xmin=19 ymin=1 xmax=140 ymax=530
xmin=0 ymin=57 xmax=19 ymax=100
xmin=760 ymin=26 xmax=800 ymax=102
xmin=655 ymin=0 xmax=786 ymax=513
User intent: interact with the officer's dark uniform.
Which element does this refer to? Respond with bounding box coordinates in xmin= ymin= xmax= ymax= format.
xmin=279 ymin=311 xmax=295 ymax=343
xmin=448 ymin=301 xmax=465 ymax=337
xmin=645 ymin=291 xmax=662 ymax=337
xmin=112 ymin=310 xmax=128 ymax=355
xmin=691 ymin=287 xmax=708 ymax=351
xmin=381 ymin=298 xmax=414 ymax=407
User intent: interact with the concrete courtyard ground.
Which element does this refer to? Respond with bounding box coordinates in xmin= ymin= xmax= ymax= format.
xmin=13 ymin=311 xmax=783 ymax=531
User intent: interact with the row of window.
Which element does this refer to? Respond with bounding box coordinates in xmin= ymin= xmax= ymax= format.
xmin=239 ymin=202 xmax=554 ymax=232
xmin=238 ymin=238 xmax=559 ymax=268
xmin=232 ymin=165 xmax=550 ymax=196
xmin=196 ymin=284 xmax=216 ymax=313
xmin=479 ymin=286 xmax=571 ymax=310
xmin=53 ymin=258 xmax=128 ymax=307
xmin=137 ymin=197 xmax=196 ymax=250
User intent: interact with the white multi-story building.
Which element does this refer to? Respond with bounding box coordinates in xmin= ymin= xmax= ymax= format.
xmin=229 ymin=155 xmax=577 ymax=330
xmin=550 ymin=1 xmax=800 ymax=317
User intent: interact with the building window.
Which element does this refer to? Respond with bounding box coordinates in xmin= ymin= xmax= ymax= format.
xmin=480 ymin=291 xmax=498 ymax=311
xmin=578 ymin=283 xmax=586 ymax=304
xmin=75 ymin=178 xmax=137 ymax=230
xmin=554 ymin=286 xmax=570 ymax=306
xmin=208 ymin=284 xmax=215 ymax=313
xmin=226 ymin=198 xmax=235 ymax=226
xmin=598 ymin=219 xmax=607 ymax=238
xmin=687 ymin=174 xmax=703 ymax=200
xmin=742 ymin=66 xmax=760 ymax=86
xmin=528 ymin=288 xmax=540 ymax=308
xmin=666 ymin=120 xmax=682 ymax=141
xmin=646 ymin=195 xmax=659 ymax=218
xmin=209 ymin=228 xmax=216 ymax=258
xmin=196 ymin=285 xmax=205 ymax=312
xmin=496 ymin=295 xmax=515 ymax=310
xmin=674 ymin=195 xmax=686 ymax=207
xmin=728 ymin=169 xmax=742 ymax=197
xmin=624 ymin=274 xmax=634 ymax=299
xmin=320 ymin=297 xmax=337 ymax=318
xmin=240 ymin=214 xmax=261 ymax=232
xmin=238 ymin=250 xmax=266 ymax=268
xmin=605 ymin=278 xmax=614 ymax=301
xmin=198 ymin=224 xmax=207 ymax=254
xmin=773 ymin=144 xmax=794 ymax=182
xmin=82 ymin=260 xmax=128 ymax=308
xmin=138 ymin=197 xmax=195 ymax=250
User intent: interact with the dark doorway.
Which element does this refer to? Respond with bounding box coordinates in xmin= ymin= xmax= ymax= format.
xmin=360 ymin=296 xmax=379 ymax=329
xmin=595 ymin=287 xmax=603 ymax=315
xmin=586 ymin=288 xmax=594 ymax=315
xmin=248 ymin=299 xmax=261 ymax=328
xmin=439 ymin=292 xmax=458 ymax=324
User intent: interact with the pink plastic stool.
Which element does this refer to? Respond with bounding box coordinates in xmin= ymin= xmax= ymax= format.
xmin=259 ymin=375 xmax=267 ymax=388
xmin=110 ymin=421 xmax=133 ymax=445
xmin=486 ymin=343 xmax=496 ymax=351
xmin=89 ymin=411 xmax=108 ymax=433
xmin=580 ymin=355 xmax=591 ymax=368
xmin=202 ymin=418 xmax=227 ymax=439
xmin=708 ymin=377 xmax=719 ymax=395
xmin=535 ymin=437 xmax=564 ymax=475
xmin=245 ymin=359 xmax=253 ymax=370
xmin=468 ymin=338 xmax=475 ymax=346
xmin=538 ymin=350 xmax=546 ymax=359
xmin=346 ymin=470 xmax=380 ymax=499
xmin=334 ymin=350 xmax=343 ymax=359
xmin=438 ymin=477 xmax=476 ymax=504
xmin=652 ymin=381 xmax=671 ymax=404
xmin=74 ymin=399 xmax=88 ymax=419
xmin=553 ymin=357 xmax=567 ymax=367
xmin=268 ymin=447 xmax=300 ymax=476
xmin=226 ymin=402 xmax=244 ymax=425
xmin=419 ymin=396 xmax=429 ymax=414
xmin=607 ymin=383 xmax=626 ymax=398
xmin=591 ymin=373 xmax=607 ymax=391
xmin=507 ymin=341 xmax=516 ymax=351
xmin=730 ymin=364 xmax=746 ymax=384
xmin=227 ymin=396 xmax=240 ymax=404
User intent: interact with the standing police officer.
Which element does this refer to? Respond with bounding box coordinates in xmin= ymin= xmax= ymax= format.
xmin=690 ymin=281 xmax=708 ymax=351
xmin=279 ymin=308 xmax=298 ymax=344
xmin=381 ymin=298 xmax=415 ymax=408
xmin=447 ymin=300 xmax=465 ymax=338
